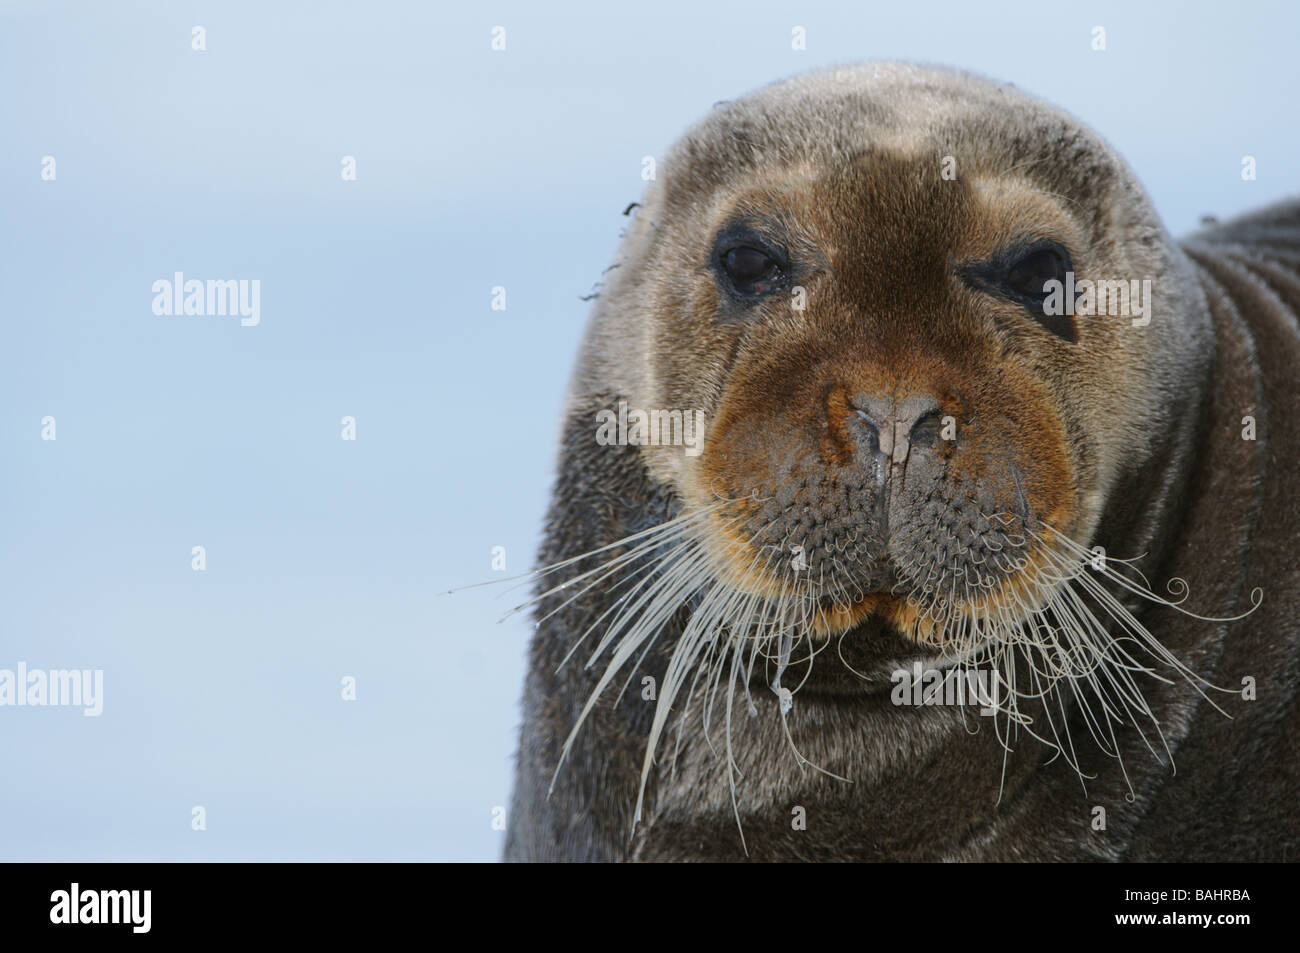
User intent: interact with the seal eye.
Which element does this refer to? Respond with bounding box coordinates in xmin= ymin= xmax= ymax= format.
xmin=1005 ymin=247 xmax=1068 ymax=303
xmin=958 ymin=240 xmax=1077 ymax=342
xmin=722 ymin=246 xmax=781 ymax=293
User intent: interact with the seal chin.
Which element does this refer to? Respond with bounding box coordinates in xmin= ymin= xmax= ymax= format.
xmin=750 ymin=609 xmax=949 ymax=697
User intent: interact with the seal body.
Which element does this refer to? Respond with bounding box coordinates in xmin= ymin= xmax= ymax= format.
xmin=504 ymin=64 xmax=1300 ymax=861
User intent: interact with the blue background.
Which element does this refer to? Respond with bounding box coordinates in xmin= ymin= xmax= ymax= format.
xmin=1 ymin=0 xmax=1295 ymax=860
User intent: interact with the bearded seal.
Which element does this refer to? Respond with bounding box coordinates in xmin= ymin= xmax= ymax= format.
xmin=503 ymin=62 xmax=1300 ymax=862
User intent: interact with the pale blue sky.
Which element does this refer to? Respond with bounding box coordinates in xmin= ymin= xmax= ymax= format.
xmin=1 ymin=0 xmax=1295 ymax=860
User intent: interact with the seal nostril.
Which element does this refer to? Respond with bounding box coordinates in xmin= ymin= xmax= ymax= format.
xmin=850 ymin=394 xmax=945 ymax=457
xmin=854 ymin=410 xmax=881 ymax=454
xmin=909 ymin=409 xmax=945 ymax=448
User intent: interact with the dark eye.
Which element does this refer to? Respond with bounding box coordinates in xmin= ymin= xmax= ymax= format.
xmin=958 ymin=240 xmax=1077 ymax=342
xmin=1004 ymin=247 xmax=1068 ymax=302
xmin=722 ymin=246 xmax=781 ymax=293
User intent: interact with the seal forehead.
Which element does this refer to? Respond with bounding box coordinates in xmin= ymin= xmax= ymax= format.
xmin=663 ymin=62 xmax=1132 ymax=234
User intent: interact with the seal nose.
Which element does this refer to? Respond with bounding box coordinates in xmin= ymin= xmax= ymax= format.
xmin=851 ymin=394 xmax=944 ymax=464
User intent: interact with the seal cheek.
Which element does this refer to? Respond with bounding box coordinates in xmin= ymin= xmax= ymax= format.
xmin=983 ymin=387 xmax=1077 ymax=534
xmin=819 ymin=384 xmax=858 ymax=468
